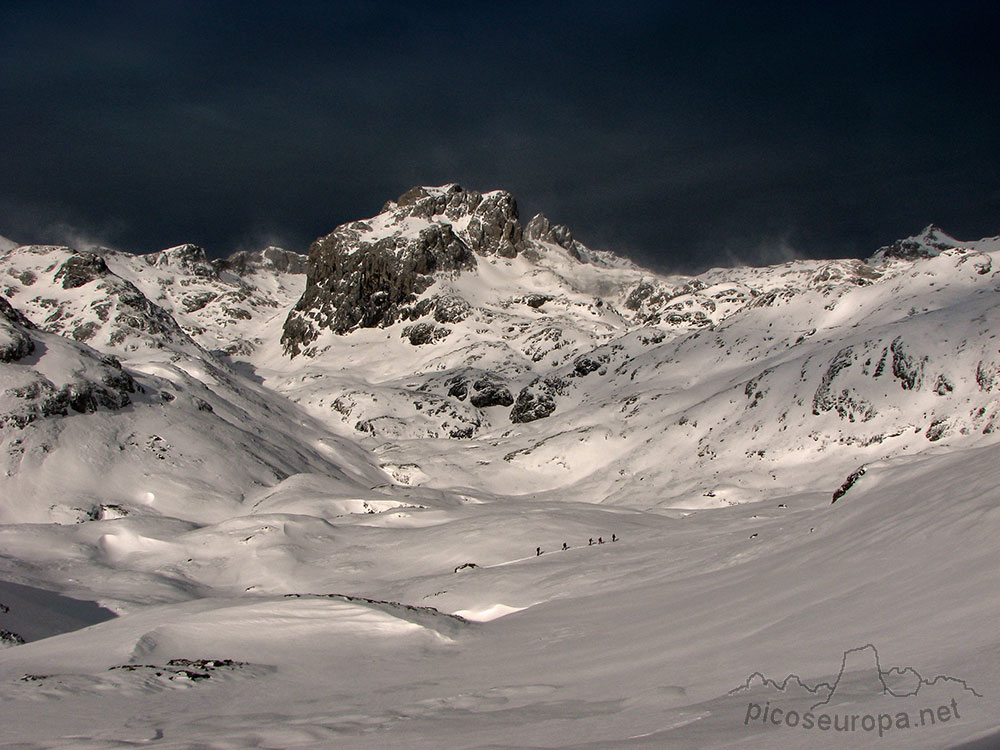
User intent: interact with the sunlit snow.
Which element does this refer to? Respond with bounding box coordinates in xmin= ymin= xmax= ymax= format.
xmin=0 ymin=214 xmax=998 ymax=748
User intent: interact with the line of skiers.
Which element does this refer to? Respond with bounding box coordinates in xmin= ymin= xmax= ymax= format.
xmin=536 ymin=533 xmax=617 ymax=556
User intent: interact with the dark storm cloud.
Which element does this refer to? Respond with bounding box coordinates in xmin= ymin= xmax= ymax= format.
xmin=1 ymin=1 xmax=997 ymax=272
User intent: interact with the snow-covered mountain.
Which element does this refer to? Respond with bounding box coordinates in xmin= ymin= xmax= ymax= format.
xmin=1 ymin=187 xmax=999 ymax=748
xmin=257 ymin=190 xmax=1000 ymax=510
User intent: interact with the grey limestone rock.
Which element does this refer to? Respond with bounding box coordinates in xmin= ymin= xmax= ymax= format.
xmin=524 ymin=213 xmax=588 ymax=261
xmin=283 ymin=220 xmax=475 ymax=354
xmin=402 ymin=322 xmax=451 ymax=346
xmin=216 ymin=247 xmax=307 ymax=276
xmin=408 ymin=294 xmax=472 ymax=324
xmin=889 ymin=336 xmax=924 ymax=391
xmin=0 ymin=629 xmax=25 ymax=647
xmin=144 ymin=244 xmax=217 ymax=278
xmin=522 ymin=293 xmax=550 ymax=309
xmin=469 ymin=377 xmax=514 ymax=408
xmin=510 ymin=376 xmax=567 ymax=424
xmin=54 ymin=252 xmax=111 ymax=289
xmin=571 ymin=353 xmax=609 ymax=377
xmin=392 ymin=184 xmax=523 ymax=257
xmin=869 ymin=225 xmax=956 ymax=262
xmin=0 ymin=297 xmax=35 ymax=363
xmin=281 ymin=184 xmax=531 ymax=355
xmin=446 ymin=375 xmax=468 ymax=401
xmin=832 ymin=465 xmax=867 ymax=503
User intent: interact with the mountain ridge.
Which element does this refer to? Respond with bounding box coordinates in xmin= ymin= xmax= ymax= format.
xmin=3 ymin=188 xmax=999 ymax=519
xmin=2 ymin=188 xmax=999 ymax=747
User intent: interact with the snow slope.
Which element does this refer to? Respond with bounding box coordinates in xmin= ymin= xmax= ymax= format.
xmin=252 ymin=217 xmax=1000 ymax=515
xmin=0 ymin=243 xmax=384 ymax=529
xmin=0 ymin=442 xmax=996 ymax=748
xmin=0 ymin=198 xmax=998 ymax=748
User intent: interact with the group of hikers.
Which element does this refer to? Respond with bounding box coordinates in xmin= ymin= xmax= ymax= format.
xmin=536 ymin=533 xmax=617 ymax=556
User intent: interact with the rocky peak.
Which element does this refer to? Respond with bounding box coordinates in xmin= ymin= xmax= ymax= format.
xmin=216 ymin=246 xmax=307 ymax=276
xmin=144 ymin=244 xmax=217 ymax=278
xmin=281 ymin=184 xmax=531 ymax=356
xmin=386 ymin=183 xmax=470 ymax=217
xmin=382 ymin=184 xmax=523 ymax=258
xmin=869 ymin=225 xmax=961 ymax=263
xmin=524 ymin=213 xmax=589 ymax=261
xmin=53 ymin=251 xmax=112 ymax=289
xmin=281 ymin=220 xmax=475 ymax=356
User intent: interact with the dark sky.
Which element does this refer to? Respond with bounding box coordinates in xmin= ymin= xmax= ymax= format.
xmin=1 ymin=1 xmax=998 ymax=272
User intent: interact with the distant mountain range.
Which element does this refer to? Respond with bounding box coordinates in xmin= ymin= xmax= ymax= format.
xmin=2 ymin=184 xmax=999 ymax=525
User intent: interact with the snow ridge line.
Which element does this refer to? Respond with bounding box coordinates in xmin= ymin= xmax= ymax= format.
xmin=282 ymin=593 xmax=472 ymax=631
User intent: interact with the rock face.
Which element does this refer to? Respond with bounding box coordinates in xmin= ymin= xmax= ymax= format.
xmin=524 ymin=213 xmax=588 ymax=261
xmin=571 ymin=353 xmax=608 ymax=377
xmin=402 ymin=322 xmax=451 ymax=346
xmin=869 ymin=225 xmax=956 ymax=262
xmin=1 ymin=302 xmax=137 ymax=429
xmin=407 ymin=294 xmax=472 ymax=324
xmin=510 ymin=376 xmax=566 ymax=423
xmin=1 ymin=355 xmax=137 ymax=429
xmin=4 ymin=246 xmax=194 ymax=350
xmin=832 ymin=465 xmax=867 ymax=503
xmin=54 ymin=252 xmax=112 ymax=289
xmin=522 ymin=293 xmax=550 ymax=309
xmin=889 ymin=336 xmax=925 ymax=390
xmin=0 ymin=297 xmax=35 ymax=363
xmin=1 ymin=242 xmax=305 ymax=363
xmin=623 ymin=280 xmax=717 ymax=328
xmin=391 ymin=185 xmax=523 ymax=257
xmin=215 ymin=247 xmax=307 ymax=276
xmin=469 ymin=377 xmax=514 ymax=408
xmin=143 ymin=244 xmax=217 ymax=278
xmin=281 ymin=184 xmax=526 ymax=356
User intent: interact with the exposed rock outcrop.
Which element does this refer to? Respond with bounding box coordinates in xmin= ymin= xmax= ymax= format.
xmin=402 ymin=322 xmax=451 ymax=346
xmin=890 ymin=336 xmax=925 ymax=391
xmin=524 ymin=213 xmax=589 ymax=261
xmin=215 ymin=247 xmax=307 ymax=276
xmin=469 ymin=377 xmax=514 ymax=408
xmin=522 ymin=293 xmax=551 ymax=309
xmin=832 ymin=465 xmax=867 ymax=503
xmin=406 ymin=294 xmax=472 ymax=324
xmin=0 ymin=629 xmax=25 ymax=647
xmin=143 ymin=244 xmax=217 ymax=278
xmin=510 ymin=376 xmax=566 ymax=423
xmin=391 ymin=184 xmax=523 ymax=257
xmin=869 ymin=225 xmax=958 ymax=263
xmin=283 ymin=218 xmax=475 ymax=354
xmin=0 ymin=297 xmax=35 ymax=363
xmin=1 ymin=353 xmax=136 ymax=429
xmin=281 ymin=184 xmax=531 ymax=355
xmin=54 ymin=252 xmax=112 ymax=289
